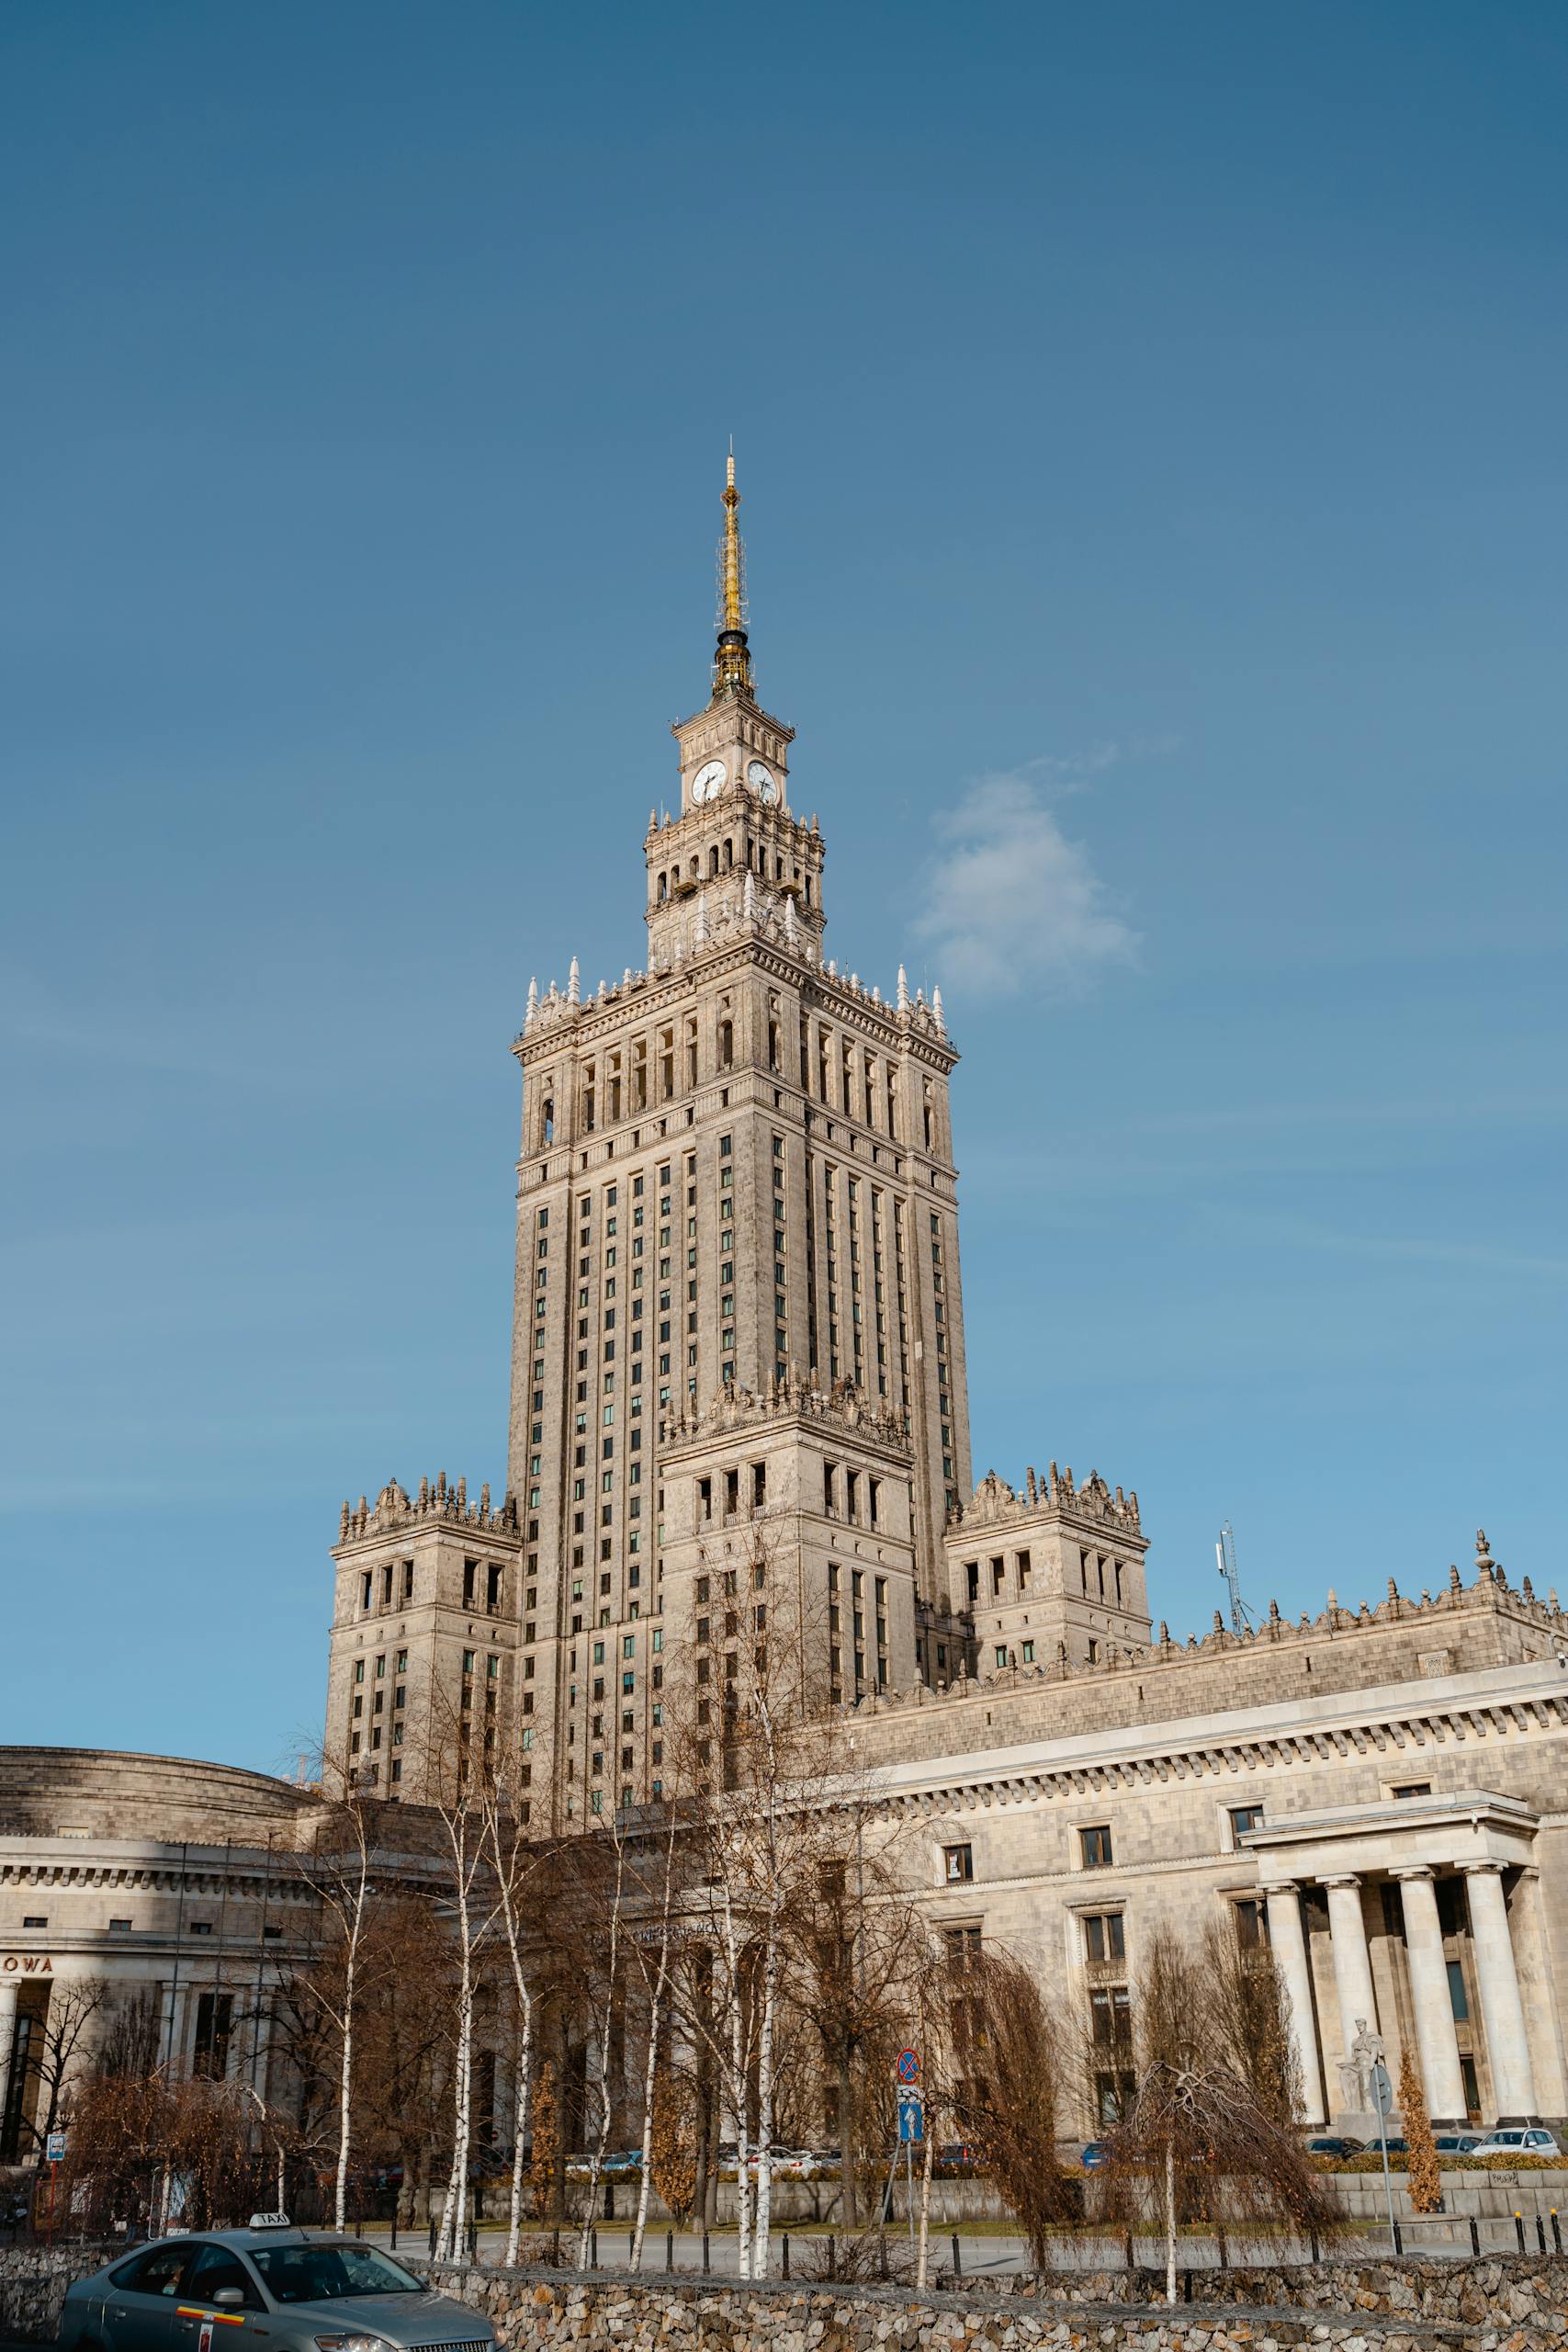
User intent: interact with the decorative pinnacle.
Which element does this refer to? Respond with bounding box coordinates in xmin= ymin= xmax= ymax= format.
xmin=713 ymin=445 xmax=754 ymax=701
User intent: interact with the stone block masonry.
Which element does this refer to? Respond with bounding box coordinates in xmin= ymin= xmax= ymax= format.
xmin=417 ymin=2261 xmax=1568 ymax=2350
xmin=0 ymin=2243 xmax=117 ymax=2343
xmin=7 ymin=2249 xmax=1568 ymax=2350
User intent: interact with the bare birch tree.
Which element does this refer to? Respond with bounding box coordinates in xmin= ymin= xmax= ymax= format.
xmin=430 ymin=1759 xmax=493 ymax=2260
xmin=299 ymin=1781 xmax=381 ymax=2231
xmin=626 ymin=1798 xmax=682 ymax=2267
xmin=479 ymin=1746 xmax=554 ymax=2266
xmin=665 ymin=1511 xmax=856 ymax=2279
xmin=573 ymin=1817 xmax=628 ymax=2267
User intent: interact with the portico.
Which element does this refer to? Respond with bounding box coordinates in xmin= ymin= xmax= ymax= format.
xmin=1242 ymin=1789 xmax=1547 ymax=2130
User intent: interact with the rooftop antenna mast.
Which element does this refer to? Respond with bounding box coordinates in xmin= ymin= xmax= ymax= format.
xmin=1216 ymin=1521 xmax=1254 ymax=1635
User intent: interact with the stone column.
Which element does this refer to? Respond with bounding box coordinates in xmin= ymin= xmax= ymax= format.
xmin=1323 ymin=1874 xmax=1380 ymax=2098
xmin=1261 ymin=1883 xmax=1325 ymax=2125
xmin=0 ymin=1980 xmax=19 ymax=2158
xmin=1394 ymin=1869 xmax=1467 ymax=2125
xmin=1462 ymin=1861 xmax=1538 ymax=2121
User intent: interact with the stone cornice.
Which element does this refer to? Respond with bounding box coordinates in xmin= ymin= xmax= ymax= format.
xmin=857 ymin=1659 xmax=1568 ymax=1825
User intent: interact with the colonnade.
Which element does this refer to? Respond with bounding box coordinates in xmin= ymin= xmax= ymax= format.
xmin=1263 ymin=1861 xmax=1537 ymax=2130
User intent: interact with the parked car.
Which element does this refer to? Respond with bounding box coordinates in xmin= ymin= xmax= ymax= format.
xmin=1468 ymin=2127 xmax=1562 ymax=2160
xmin=934 ymin=2143 xmax=979 ymax=2177
xmin=57 ymin=2222 xmax=495 ymax=2352
xmin=602 ymin=2150 xmax=644 ymax=2176
xmin=1304 ymin=2136 xmax=1365 ymax=2159
xmin=1080 ymin=2142 xmax=1111 ymax=2171
xmin=1434 ymin=2132 xmax=1483 ymax=2154
xmin=743 ymin=2147 xmax=814 ymax=2176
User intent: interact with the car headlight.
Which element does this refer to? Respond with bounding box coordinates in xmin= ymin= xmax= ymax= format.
xmin=314 ymin=2335 xmax=396 ymax=2352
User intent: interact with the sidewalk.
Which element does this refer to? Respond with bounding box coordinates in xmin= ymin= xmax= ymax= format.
xmin=363 ymin=2213 xmax=1517 ymax=2276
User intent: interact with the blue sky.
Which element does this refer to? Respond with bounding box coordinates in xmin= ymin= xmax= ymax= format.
xmin=3 ymin=3 xmax=1564 ymax=1773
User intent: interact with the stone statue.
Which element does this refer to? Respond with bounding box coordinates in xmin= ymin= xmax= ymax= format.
xmin=1337 ymin=2016 xmax=1385 ymax=2112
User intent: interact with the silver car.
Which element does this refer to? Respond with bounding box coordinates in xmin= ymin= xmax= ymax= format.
xmin=58 ymin=2225 xmax=493 ymax=2352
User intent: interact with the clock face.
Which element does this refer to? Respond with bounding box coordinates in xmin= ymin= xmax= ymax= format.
xmin=747 ymin=760 xmax=778 ymax=804
xmin=691 ymin=759 xmax=726 ymax=805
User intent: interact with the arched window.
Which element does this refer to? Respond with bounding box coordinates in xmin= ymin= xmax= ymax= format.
xmin=708 ymin=845 xmax=720 ymax=878
xmin=658 ymin=873 xmax=668 ymax=903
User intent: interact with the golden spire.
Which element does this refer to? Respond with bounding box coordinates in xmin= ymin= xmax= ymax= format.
xmin=712 ymin=442 xmax=754 ymax=700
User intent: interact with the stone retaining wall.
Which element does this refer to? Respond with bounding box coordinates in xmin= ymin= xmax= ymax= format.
xmin=0 ymin=2244 xmax=115 ymax=2343
xmin=423 ymin=2265 xmax=1563 ymax=2348
xmin=6 ymin=2245 xmax=1568 ymax=2352
xmin=424 ymin=2257 xmax=1568 ymax=2345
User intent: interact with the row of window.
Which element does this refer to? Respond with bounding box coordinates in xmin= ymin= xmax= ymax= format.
xmin=829 ymin=1562 xmax=889 ymax=1699
xmin=940 ymin=1811 xmax=1268 ymax=1885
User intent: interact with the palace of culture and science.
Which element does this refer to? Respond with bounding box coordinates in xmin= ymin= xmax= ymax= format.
xmin=322 ymin=454 xmax=1150 ymax=1829
xmin=5 ymin=461 xmax=1568 ymax=2154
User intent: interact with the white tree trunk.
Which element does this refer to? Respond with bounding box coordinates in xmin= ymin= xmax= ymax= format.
xmin=504 ymin=1999 xmax=533 ymax=2268
xmin=485 ymin=1791 xmax=537 ymax=2271
xmin=333 ymin=1860 xmax=368 ymax=2233
xmin=333 ymin=1996 xmax=354 ymax=2233
xmin=436 ymin=1862 xmax=476 ymax=2263
xmin=436 ymin=1984 xmax=472 ymax=2259
xmin=1165 ymin=2136 xmax=1178 ymax=2307
xmin=631 ymin=1886 xmax=674 ymax=2269
xmin=751 ymin=1908 xmax=781 ymax=2279
xmin=577 ymin=1835 xmax=626 ymax=2270
xmin=915 ymin=2094 xmax=935 ymax=2290
xmin=719 ymin=1882 xmax=752 ymax=2278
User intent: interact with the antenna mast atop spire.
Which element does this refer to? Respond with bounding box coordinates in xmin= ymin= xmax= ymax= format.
xmin=712 ymin=445 xmax=754 ymax=699
xmin=1216 ymin=1521 xmax=1254 ymax=1635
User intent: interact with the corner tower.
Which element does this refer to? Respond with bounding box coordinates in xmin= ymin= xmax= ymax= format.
xmin=506 ymin=458 xmax=973 ymax=1826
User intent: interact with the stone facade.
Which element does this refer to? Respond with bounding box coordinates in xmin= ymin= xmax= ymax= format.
xmin=325 ymin=1476 xmax=524 ymax=1802
xmin=0 ymin=1753 xmax=327 ymax=2164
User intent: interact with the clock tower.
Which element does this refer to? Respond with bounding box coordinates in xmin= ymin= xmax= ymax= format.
xmin=647 ymin=457 xmax=825 ymax=972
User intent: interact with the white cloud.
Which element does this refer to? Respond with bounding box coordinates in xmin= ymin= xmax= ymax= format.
xmin=911 ymin=756 xmax=1137 ymax=997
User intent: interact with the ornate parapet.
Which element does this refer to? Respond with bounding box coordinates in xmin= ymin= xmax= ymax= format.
xmin=658 ymin=1373 xmax=910 ymax=1455
xmin=950 ymin=1461 xmax=1143 ymax=1537
xmin=335 ymin=1472 xmax=520 ymax=1548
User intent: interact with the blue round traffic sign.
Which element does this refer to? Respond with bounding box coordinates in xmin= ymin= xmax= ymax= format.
xmin=897 ymin=2047 xmax=920 ymax=2083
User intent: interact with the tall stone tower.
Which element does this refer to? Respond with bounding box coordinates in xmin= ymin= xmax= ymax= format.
xmin=506 ymin=458 xmax=973 ymax=1826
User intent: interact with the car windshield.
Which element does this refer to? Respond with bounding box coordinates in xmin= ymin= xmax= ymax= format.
xmin=250 ymin=2246 xmax=424 ymax=2303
